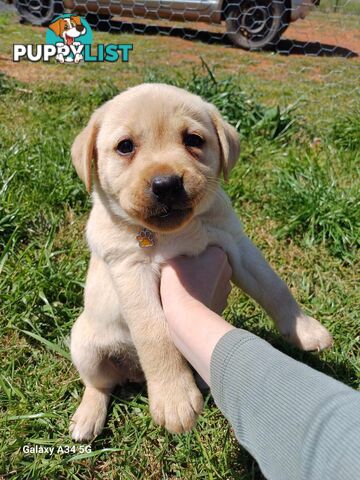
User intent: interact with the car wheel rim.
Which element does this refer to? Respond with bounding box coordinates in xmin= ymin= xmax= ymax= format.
xmin=241 ymin=5 xmax=268 ymax=35
xmin=229 ymin=0 xmax=277 ymax=43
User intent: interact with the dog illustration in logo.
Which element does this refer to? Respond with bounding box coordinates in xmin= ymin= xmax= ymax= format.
xmin=49 ymin=16 xmax=87 ymax=63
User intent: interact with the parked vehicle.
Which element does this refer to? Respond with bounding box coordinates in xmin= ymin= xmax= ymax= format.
xmin=14 ymin=0 xmax=317 ymax=50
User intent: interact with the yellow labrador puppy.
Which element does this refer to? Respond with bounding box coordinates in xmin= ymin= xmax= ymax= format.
xmin=69 ymin=83 xmax=332 ymax=441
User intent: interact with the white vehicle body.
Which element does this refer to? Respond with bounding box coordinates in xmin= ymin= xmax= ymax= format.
xmin=15 ymin=0 xmax=318 ymax=49
xmin=63 ymin=0 xmax=315 ymax=23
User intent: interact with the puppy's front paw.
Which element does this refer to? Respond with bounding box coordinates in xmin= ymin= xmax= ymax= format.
xmin=148 ymin=376 xmax=204 ymax=434
xmin=70 ymin=388 xmax=109 ymax=442
xmin=283 ymin=315 xmax=333 ymax=352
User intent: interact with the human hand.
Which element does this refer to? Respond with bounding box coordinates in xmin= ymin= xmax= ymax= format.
xmin=160 ymin=246 xmax=232 ymax=315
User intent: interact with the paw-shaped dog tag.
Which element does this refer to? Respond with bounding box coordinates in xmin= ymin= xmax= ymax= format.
xmin=136 ymin=228 xmax=155 ymax=248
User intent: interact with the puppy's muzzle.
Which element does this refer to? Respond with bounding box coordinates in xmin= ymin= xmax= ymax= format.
xmin=151 ymin=175 xmax=184 ymax=207
xmin=141 ymin=174 xmax=192 ymax=230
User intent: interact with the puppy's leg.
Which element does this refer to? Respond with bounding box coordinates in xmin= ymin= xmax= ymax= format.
xmin=70 ymin=385 xmax=111 ymax=443
xmin=108 ymin=261 xmax=204 ymax=434
xmin=230 ymin=235 xmax=332 ymax=351
xmin=69 ymin=313 xmax=123 ymax=442
xmin=70 ymin=254 xmax=144 ymax=441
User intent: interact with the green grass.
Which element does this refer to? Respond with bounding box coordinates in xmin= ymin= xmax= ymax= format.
xmin=146 ymin=62 xmax=298 ymax=142
xmin=266 ymin=149 xmax=359 ymax=260
xmin=330 ymin=109 xmax=360 ymax=150
xmin=1 ymin=10 xmax=359 ymax=480
xmin=318 ymin=0 xmax=360 ymax=14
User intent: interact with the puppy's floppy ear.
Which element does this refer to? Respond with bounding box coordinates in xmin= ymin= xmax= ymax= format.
xmin=48 ymin=19 xmax=63 ymax=37
xmin=209 ymin=106 xmax=240 ymax=181
xmin=71 ymin=106 xmax=105 ymax=192
xmin=71 ymin=15 xmax=81 ymax=25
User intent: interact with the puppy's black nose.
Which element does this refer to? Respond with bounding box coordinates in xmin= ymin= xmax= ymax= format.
xmin=151 ymin=175 xmax=183 ymax=203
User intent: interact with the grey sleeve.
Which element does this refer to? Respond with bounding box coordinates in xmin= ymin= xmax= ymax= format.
xmin=210 ymin=329 xmax=360 ymax=480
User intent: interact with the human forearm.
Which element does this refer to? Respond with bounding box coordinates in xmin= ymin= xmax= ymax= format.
xmin=211 ymin=329 xmax=360 ymax=480
xmin=164 ymin=298 xmax=234 ymax=384
xmin=165 ymin=302 xmax=360 ymax=480
xmin=160 ymin=247 xmax=234 ymax=384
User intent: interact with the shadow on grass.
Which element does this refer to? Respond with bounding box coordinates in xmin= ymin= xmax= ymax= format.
xmin=231 ymin=314 xmax=359 ymax=387
xmin=107 ymin=377 xmax=268 ymax=478
xmin=93 ymin=18 xmax=358 ymax=58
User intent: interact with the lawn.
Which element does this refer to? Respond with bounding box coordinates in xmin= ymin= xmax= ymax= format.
xmin=0 ymin=7 xmax=359 ymax=480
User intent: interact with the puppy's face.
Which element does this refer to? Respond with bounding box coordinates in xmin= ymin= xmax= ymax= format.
xmin=72 ymin=84 xmax=240 ymax=232
xmin=49 ymin=16 xmax=86 ymax=44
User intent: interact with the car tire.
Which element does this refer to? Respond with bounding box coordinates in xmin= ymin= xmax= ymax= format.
xmin=15 ymin=0 xmax=63 ymax=26
xmin=224 ymin=0 xmax=289 ymax=50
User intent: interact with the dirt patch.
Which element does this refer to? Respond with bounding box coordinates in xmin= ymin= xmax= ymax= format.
xmin=0 ymin=54 xmax=76 ymax=84
xmin=283 ymin=15 xmax=360 ymax=56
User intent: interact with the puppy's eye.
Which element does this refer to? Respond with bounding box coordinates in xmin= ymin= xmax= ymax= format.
xmin=116 ymin=139 xmax=135 ymax=155
xmin=64 ymin=24 xmax=69 ymax=30
xmin=184 ymin=133 xmax=204 ymax=149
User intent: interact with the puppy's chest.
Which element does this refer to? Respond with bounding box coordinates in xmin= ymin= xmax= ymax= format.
xmin=152 ymin=220 xmax=223 ymax=263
